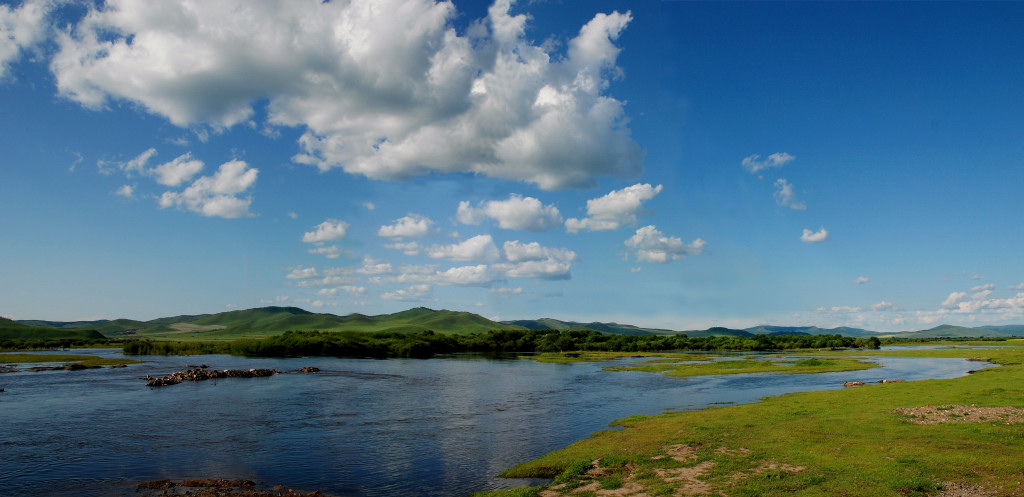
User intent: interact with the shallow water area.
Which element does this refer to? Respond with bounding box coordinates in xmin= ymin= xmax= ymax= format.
xmin=0 ymin=349 xmax=992 ymax=497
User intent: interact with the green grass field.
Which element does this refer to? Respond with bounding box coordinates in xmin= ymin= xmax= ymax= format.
xmin=483 ymin=343 xmax=1024 ymax=497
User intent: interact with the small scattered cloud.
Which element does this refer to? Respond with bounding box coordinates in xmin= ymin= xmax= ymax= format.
xmin=307 ymin=245 xmax=346 ymax=259
xmin=502 ymin=240 xmax=577 ymax=264
xmin=378 ymin=214 xmax=435 ymax=238
xmin=381 ymin=284 xmax=435 ymax=302
xmin=624 ymin=225 xmax=705 ymax=264
xmin=1010 ymin=283 xmax=1024 ymax=291
xmin=490 ymin=287 xmax=523 ymax=295
xmin=565 ymin=183 xmax=662 ymax=233
xmin=115 ymin=184 xmax=135 ymax=198
xmin=941 ymin=292 xmax=968 ymax=308
xmin=152 ymin=153 xmax=204 ymax=187
xmin=362 ymin=202 xmax=376 ymax=211
xmin=425 ymin=234 xmax=500 ymax=262
xmin=800 ymin=227 xmax=828 ymax=243
xmin=286 ymin=266 xmax=319 ymax=279
xmin=853 ymin=276 xmax=870 ymax=285
xmin=742 ymin=152 xmax=794 ymax=174
xmin=872 ymin=301 xmax=898 ymax=312
xmin=302 ymin=219 xmax=349 ymax=244
xmin=773 ymin=179 xmax=806 ymax=210
xmin=384 ymin=241 xmax=422 ymax=256
xmin=287 ymin=212 xmax=298 ymax=219
xmin=456 ymin=195 xmax=562 ymax=231
xmin=158 ymin=160 xmax=258 ymax=219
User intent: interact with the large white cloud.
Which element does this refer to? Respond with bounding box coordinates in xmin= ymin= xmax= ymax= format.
xmin=624 ymin=225 xmax=705 ymax=264
xmin=0 ymin=0 xmax=49 ymax=79
xmin=456 ymin=195 xmax=562 ymax=231
xmin=158 ymin=159 xmax=258 ymax=218
xmin=565 ymin=183 xmax=662 ymax=233
xmin=51 ymin=0 xmax=642 ymax=189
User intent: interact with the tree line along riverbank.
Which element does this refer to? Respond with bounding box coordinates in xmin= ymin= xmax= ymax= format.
xmin=115 ymin=329 xmax=882 ymax=358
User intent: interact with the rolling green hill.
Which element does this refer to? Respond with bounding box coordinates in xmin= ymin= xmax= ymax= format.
xmin=0 ymin=317 xmax=106 ymax=340
xmin=879 ymin=324 xmax=1013 ymax=339
xmin=14 ymin=306 xmax=1024 ymax=342
xmin=743 ymin=325 xmax=878 ymax=338
xmin=501 ymin=318 xmax=675 ymax=336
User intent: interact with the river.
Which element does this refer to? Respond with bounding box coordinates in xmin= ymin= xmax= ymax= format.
xmin=0 ymin=349 xmax=988 ymax=496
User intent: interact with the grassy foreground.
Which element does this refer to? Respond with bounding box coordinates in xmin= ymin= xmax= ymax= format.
xmin=482 ymin=344 xmax=1024 ymax=497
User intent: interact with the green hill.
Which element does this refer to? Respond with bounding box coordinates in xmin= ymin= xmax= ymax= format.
xmin=501 ymin=318 xmax=674 ymax=336
xmin=880 ymin=324 xmax=1013 ymax=339
xmin=0 ymin=317 xmax=106 ymax=340
xmin=683 ymin=327 xmax=753 ymax=338
xmin=744 ymin=325 xmax=878 ymax=338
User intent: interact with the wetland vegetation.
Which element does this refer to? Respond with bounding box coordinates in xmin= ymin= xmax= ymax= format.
xmin=483 ymin=341 xmax=1024 ymax=497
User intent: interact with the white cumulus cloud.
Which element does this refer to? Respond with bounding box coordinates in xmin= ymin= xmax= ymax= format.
xmin=152 ymin=153 xmax=204 ymax=187
xmin=800 ymin=227 xmax=829 ymax=243
xmin=742 ymin=152 xmax=794 ymax=173
xmin=302 ymin=219 xmax=350 ymax=244
xmin=158 ymin=159 xmax=258 ymax=218
xmin=854 ymin=276 xmax=870 ymax=285
xmin=502 ymin=240 xmax=577 ymax=263
xmin=51 ymin=0 xmax=642 ymax=189
xmin=426 ymin=234 xmax=499 ymax=262
xmin=565 ymin=183 xmax=662 ymax=233
xmin=456 ymin=195 xmax=562 ymax=231
xmin=378 ymin=214 xmax=434 ymax=238
xmin=941 ymin=292 xmax=968 ymax=308
xmin=0 ymin=0 xmax=49 ymax=79
xmin=624 ymin=225 xmax=705 ymax=264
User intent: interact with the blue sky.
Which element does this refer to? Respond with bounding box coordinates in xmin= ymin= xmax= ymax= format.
xmin=2 ymin=0 xmax=1023 ymax=331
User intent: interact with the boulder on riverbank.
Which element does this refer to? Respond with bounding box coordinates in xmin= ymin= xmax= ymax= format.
xmin=144 ymin=366 xmax=319 ymax=387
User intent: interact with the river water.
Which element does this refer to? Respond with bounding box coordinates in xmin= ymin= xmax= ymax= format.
xmin=0 ymin=349 xmax=988 ymax=496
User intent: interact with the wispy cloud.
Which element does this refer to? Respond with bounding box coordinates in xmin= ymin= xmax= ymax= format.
xmin=742 ymin=152 xmax=794 ymax=173
xmin=773 ymin=179 xmax=806 ymax=210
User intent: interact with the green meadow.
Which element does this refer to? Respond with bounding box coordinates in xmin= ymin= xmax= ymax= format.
xmin=481 ymin=342 xmax=1024 ymax=497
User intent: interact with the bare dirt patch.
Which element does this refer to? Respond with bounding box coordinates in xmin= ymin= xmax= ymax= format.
xmin=892 ymin=405 xmax=1024 ymax=425
xmin=932 ymin=481 xmax=997 ymax=497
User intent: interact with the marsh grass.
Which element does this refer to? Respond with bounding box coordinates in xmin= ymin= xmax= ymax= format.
xmin=489 ymin=345 xmax=1024 ymax=496
xmin=603 ymin=356 xmax=878 ymax=377
xmin=532 ymin=351 xmax=711 ymax=364
xmin=0 ymin=353 xmax=143 ymax=366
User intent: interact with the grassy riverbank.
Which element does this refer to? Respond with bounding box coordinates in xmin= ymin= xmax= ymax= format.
xmin=482 ymin=345 xmax=1024 ymax=497
xmin=0 ymin=353 xmax=143 ymax=367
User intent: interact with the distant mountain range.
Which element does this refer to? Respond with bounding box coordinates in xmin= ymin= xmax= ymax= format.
xmin=8 ymin=306 xmax=1024 ymax=341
